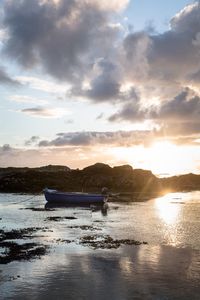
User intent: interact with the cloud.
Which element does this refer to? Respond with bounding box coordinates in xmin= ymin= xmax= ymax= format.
xmin=189 ymin=69 xmax=200 ymax=83
xmin=2 ymin=0 xmax=200 ymax=141
xmin=24 ymin=136 xmax=40 ymax=146
xmin=9 ymin=94 xmax=48 ymax=104
xmin=96 ymin=113 xmax=104 ymax=120
xmin=152 ymin=88 xmax=200 ymax=137
xmin=149 ymin=88 xmax=200 ymax=137
xmin=170 ymin=2 xmax=200 ymax=33
xmin=123 ymin=31 xmax=152 ymax=82
xmin=2 ymin=0 xmax=124 ymax=83
xmin=108 ymin=87 xmax=200 ymax=138
xmin=0 ymin=66 xmax=19 ymax=86
xmin=0 ymin=145 xmax=65 ymax=167
xmin=1 ymin=140 xmax=199 ymax=174
xmin=20 ymin=106 xmax=69 ymax=118
xmin=85 ymin=59 xmax=122 ymax=102
xmin=87 ymin=76 xmax=120 ymax=102
xmin=156 ymin=88 xmax=200 ymax=121
xmin=0 ymin=28 xmax=6 ymax=40
xmin=108 ymin=103 xmax=145 ymax=122
xmin=71 ymin=58 xmax=141 ymax=103
xmin=0 ymin=144 xmax=127 ymax=169
xmin=16 ymin=76 xmax=68 ymax=94
xmin=38 ymin=130 xmax=155 ymax=147
xmin=87 ymin=0 xmax=129 ymax=12
xmin=2 ymin=1 xmax=200 ymax=92
xmin=107 ymin=3 xmax=200 ymax=135
xmin=1 ymin=144 xmax=13 ymax=152
xmin=35 ymin=128 xmax=200 ymax=149
xmin=120 ymin=3 xmax=200 ymax=94
xmin=72 ymin=1 xmax=200 ymax=109
xmin=108 ymin=88 xmax=146 ymax=122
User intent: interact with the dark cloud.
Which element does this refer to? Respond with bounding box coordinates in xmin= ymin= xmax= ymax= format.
xmin=85 ymin=59 xmax=122 ymax=102
xmin=38 ymin=128 xmax=200 ymax=148
xmin=154 ymin=88 xmax=200 ymax=138
xmin=87 ymin=77 xmax=120 ymax=101
xmin=157 ymin=88 xmax=200 ymax=121
xmin=108 ymin=102 xmax=146 ymax=122
xmin=38 ymin=130 xmax=154 ymax=147
xmin=109 ymin=88 xmax=200 ymax=138
xmin=108 ymin=88 xmax=145 ymax=122
xmin=21 ymin=107 xmax=52 ymax=117
xmin=68 ymin=58 xmax=124 ymax=102
xmin=2 ymin=0 xmax=200 ymax=141
xmin=0 ymin=144 xmax=18 ymax=165
xmin=24 ymin=136 xmax=40 ymax=146
xmin=20 ymin=106 xmax=65 ymax=118
xmin=2 ymin=0 xmax=121 ymax=82
xmin=83 ymin=2 xmax=200 ymax=105
xmin=1 ymin=144 xmax=13 ymax=152
xmin=108 ymin=3 xmax=200 ymax=136
xmin=2 ymin=1 xmax=200 ymax=91
xmin=124 ymin=3 xmax=200 ymax=87
xmin=123 ymin=31 xmax=151 ymax=82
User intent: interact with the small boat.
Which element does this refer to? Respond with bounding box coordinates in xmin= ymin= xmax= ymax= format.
xmin=43 ymin=188 xmax=108 ymax=204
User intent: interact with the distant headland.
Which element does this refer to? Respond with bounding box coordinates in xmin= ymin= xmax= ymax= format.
xmin=0 ymin=163 xmax=200 ymax=197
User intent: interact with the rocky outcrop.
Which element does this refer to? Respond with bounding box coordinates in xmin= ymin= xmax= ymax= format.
xmin=160 ymin=173 xmax=200 ymax=192
xmin=0 ymin=162 xmax=199 ymax=194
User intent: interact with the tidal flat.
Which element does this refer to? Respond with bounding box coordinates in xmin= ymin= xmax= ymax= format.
xmin=0 ymin=192 xmax=200 ymax=299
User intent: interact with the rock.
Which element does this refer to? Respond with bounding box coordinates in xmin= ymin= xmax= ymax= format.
xmin=45 ymin=216 xmax=77 ymax=222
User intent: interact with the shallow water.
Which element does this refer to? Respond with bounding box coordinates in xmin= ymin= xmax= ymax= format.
xmin=0 ymin=192 xmax=200 ymax=299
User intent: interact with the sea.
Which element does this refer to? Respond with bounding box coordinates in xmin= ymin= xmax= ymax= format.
xmin=0 ymin=191 xmax=200 ymax=299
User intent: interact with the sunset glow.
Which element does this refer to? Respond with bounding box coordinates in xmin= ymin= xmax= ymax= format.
xmin=0 ymin=0 xmax=200 ymax=176
xmin=109 ymin=141 xmax=200 ymax=176
xmin=1 ymin=2 xmax=200 ymax=299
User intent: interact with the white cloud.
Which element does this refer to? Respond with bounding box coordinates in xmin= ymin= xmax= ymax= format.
xmin=90 ymin=0 xmax=129 ymax=12
xmin=16 ymin=76 xmax=69 ymax=94
xmin=9 ymin=94 xmax=48 ymax=105
xmin=20 ymin=106 xmax=70 ymax=118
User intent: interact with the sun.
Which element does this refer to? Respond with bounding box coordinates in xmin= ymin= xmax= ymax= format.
xmin=109 ymin=140 xmax=200 ymax=176
xmin=146 ymin=141 xmax=197 ymax=176
xmin=147 ymin=141 xmax=180 ymax=175
xmin=150 ymin=141 xmax=174 ymax=152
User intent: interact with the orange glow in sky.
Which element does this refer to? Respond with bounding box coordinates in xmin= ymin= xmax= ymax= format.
xmin=109 ymin=141 xmax=200 ymax=176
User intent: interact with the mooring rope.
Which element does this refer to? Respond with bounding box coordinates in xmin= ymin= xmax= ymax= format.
xmin=12 ymin=193 xmax=41 ymax=205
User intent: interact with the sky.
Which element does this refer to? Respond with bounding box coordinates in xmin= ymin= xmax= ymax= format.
xmin=0 ymin=0 xmax=200 ymax=176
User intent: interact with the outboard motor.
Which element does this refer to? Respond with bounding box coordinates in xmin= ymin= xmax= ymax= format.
xmin=101 ymin=187 xmax=109 ymax=195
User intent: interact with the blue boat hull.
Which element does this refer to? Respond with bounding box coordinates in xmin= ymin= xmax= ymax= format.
xmin=44 ymin=188 xmax=107 ymax=204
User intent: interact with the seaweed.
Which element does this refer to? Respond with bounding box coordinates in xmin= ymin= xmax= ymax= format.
xmin=79 ymin=234 xmax=148 ymax=249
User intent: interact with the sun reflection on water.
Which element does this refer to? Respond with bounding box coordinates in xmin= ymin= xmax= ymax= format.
xmin=155 ymin=193 xmax=182 ymax=225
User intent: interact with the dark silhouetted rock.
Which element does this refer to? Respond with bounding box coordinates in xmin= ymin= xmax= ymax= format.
xmin=0 ymin=163 xmax=200 ymax=196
